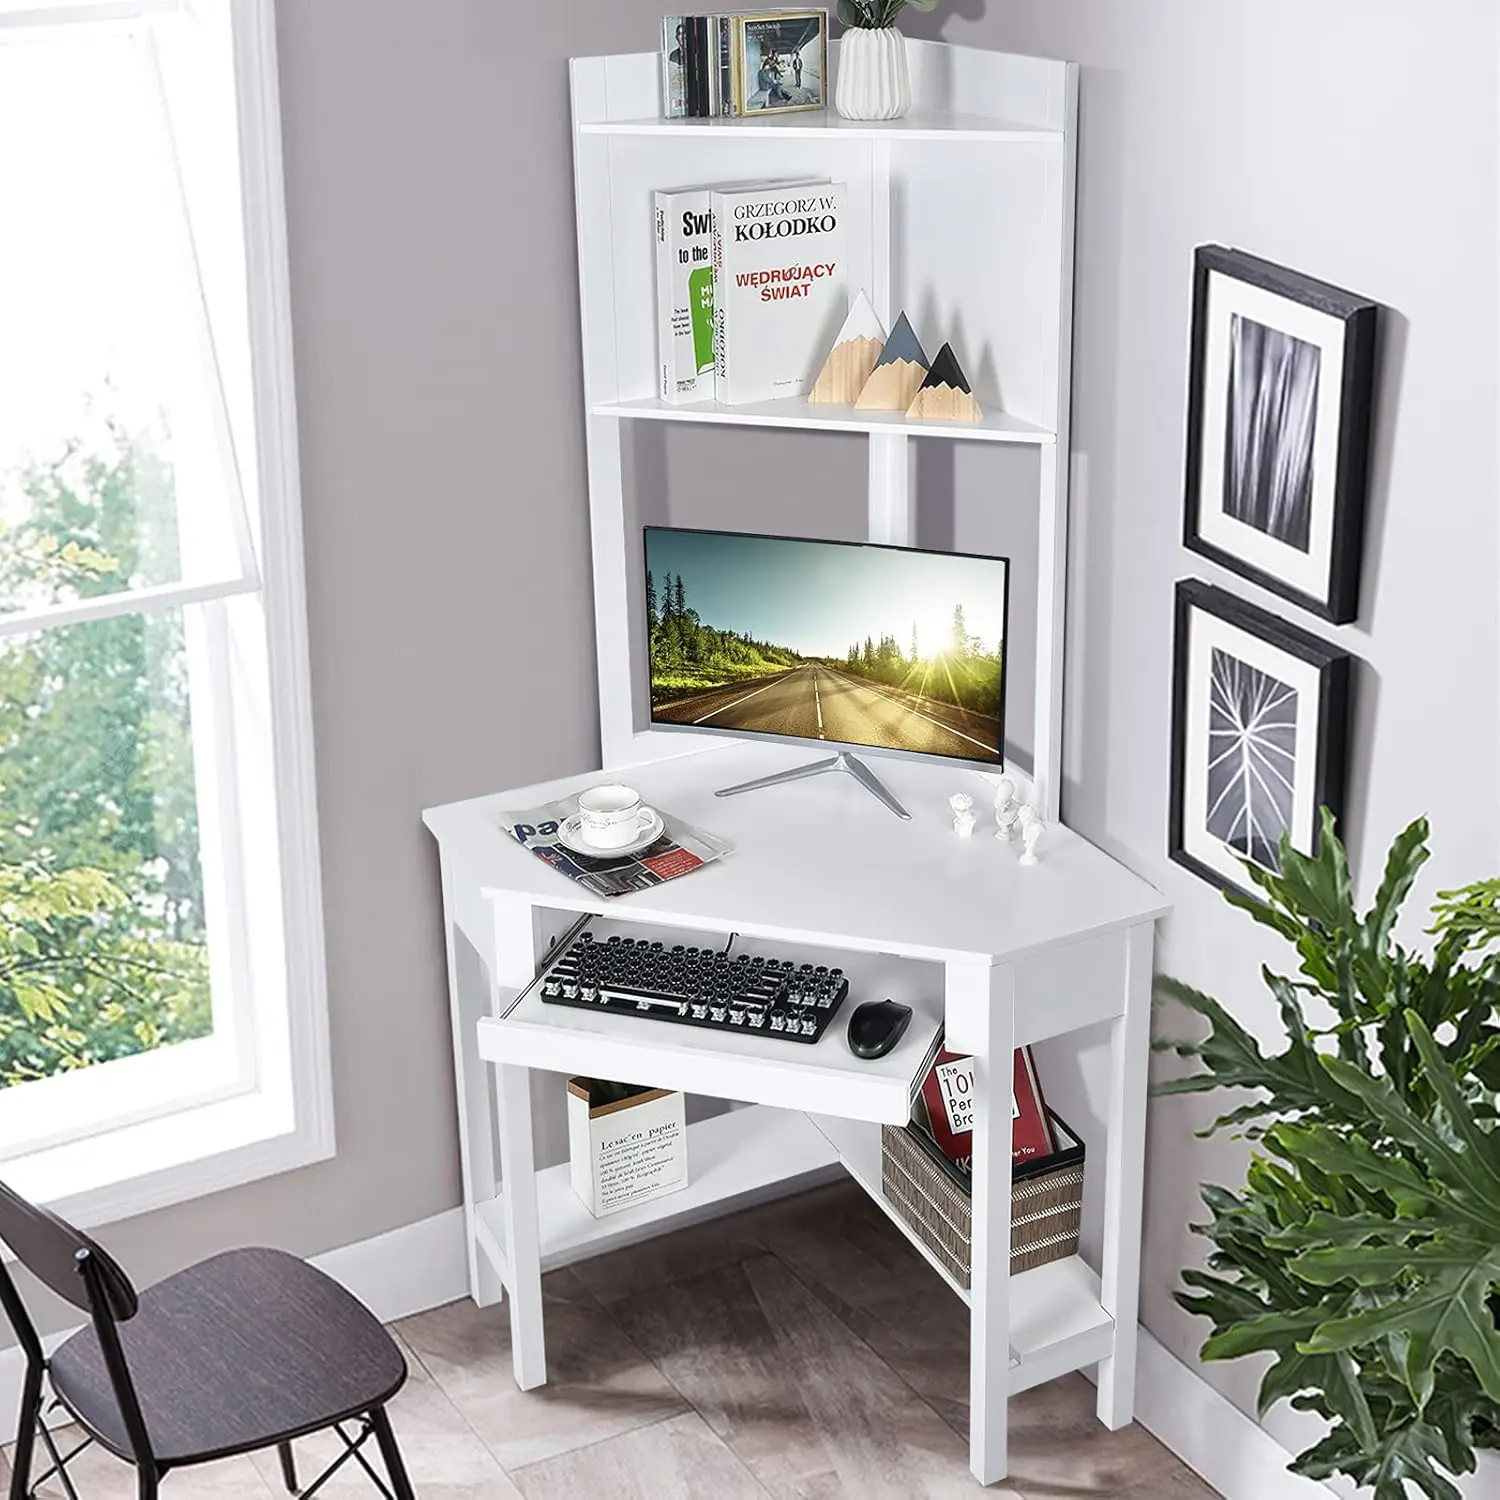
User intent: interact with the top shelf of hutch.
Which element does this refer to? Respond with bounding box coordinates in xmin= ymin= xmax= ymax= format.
xmin=572 ymin=40 xmax=1073 ymax=142
xmin=577 ymin=109 xmax=1061 ymax=144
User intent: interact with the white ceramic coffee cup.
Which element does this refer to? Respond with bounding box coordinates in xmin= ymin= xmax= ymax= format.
xmin=576 ymin=784 xmax=649 ymax=849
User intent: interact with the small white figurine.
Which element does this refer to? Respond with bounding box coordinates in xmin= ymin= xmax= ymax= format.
xmin=950 ymin=792 xmax=975 ymax=837
xmin=1020 ymin=817 xmax=1045 ymax=866
xmin=993 ymin=775 xmax=1017 ymax=819
xmin=994 ymin=808 xmax=1018 ymax=842
xmin=1017 ymin=803 xmax=1039 ymax=829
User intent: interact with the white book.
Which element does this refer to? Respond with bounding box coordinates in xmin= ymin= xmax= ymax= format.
xmin=711 ymin=181 xmax=848 ymax=405
xmin=654 ymin=188 xmax=717 ymax=405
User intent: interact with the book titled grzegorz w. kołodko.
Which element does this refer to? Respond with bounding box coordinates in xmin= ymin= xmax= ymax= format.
xmin=710 ymin=179 xmax=848 ymax=406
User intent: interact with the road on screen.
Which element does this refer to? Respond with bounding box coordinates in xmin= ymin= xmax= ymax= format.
xmin=653 ymin=663 xmax=998 ymax=760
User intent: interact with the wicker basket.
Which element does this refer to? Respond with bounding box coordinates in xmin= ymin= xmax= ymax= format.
xmin=880 ymin=1110 xmax=1084 ymax=1290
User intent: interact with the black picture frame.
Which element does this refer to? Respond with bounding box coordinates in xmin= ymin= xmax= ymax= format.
xmin=1184 ymin=246 xmax=1379 ymax=625
xmin=1169 ymin=579 xmax=1352 ymax=897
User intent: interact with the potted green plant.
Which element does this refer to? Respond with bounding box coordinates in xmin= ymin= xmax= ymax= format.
xmin=1160 ymin=813 xmax=1500 ymax=1500
xmin=834 ymin=0 xmax=939 ymax=121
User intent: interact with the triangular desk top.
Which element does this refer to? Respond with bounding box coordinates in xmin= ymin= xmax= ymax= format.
xmin=424 ymin=743 xmax=1167 ymax=968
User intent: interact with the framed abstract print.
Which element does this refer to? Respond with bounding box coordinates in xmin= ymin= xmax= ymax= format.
xmin=1184 ymin=246 xmax=1378 ymax=624
xmin=1170 ymin=580 xmax=1351 ymax=895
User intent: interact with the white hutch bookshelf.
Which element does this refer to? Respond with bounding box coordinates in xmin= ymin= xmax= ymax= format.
xmin=571 ymin=38 xmax=1077 ymax=818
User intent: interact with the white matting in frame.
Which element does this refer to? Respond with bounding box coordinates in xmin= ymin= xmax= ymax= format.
xmin=1195 ymin=274 xmax=1346 ymax=601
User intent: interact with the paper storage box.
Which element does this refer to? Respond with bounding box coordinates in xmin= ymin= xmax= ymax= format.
xmin=567 ymin=1079 xmax=687 ymax=1218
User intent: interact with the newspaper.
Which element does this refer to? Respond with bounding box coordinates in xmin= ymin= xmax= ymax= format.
xmin=498 ymin=797 xmax=731 ymax=899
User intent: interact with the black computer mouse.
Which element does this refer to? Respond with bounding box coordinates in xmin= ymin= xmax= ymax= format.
xmin=847 ymin=999 xmax=913 ymax=1060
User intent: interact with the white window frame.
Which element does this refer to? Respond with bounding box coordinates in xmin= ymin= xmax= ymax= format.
xmin=0 ymin=0 xmax=334 ymax=1230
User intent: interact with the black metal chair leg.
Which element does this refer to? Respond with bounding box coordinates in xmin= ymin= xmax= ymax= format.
xmin=368 ymin=1407 xmax=416 ymax=1500
xmin=277 ymin=1440 xmax=299 ymax=1494
xmin=136 ymin=1467 xmax=161 ymax=1499
xmin=9 ymin=1366 xmax=42 ymax=1500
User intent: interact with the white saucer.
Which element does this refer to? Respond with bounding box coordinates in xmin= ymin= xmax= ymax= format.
xmin=557 ymin=808 xmax=665 ymax=859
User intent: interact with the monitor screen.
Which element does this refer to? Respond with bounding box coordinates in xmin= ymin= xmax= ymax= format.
xmin=644 ymin=528 xmax=1008 ymax=767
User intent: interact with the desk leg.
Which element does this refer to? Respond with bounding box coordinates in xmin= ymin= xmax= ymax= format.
xmin=496 ymin=1061 xmax=547 ymax=1390
xmin=439 ymin=853 xmax=502 ymax=1309
xmin=1096 ymin=921 xmax=1153 ymax=1428
xmin=948 ymin=960 xmax=1015 ymax=1487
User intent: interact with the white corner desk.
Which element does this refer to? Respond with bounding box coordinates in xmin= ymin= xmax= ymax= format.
xmin=424 ymin=742 xmax=1168 ymax=1488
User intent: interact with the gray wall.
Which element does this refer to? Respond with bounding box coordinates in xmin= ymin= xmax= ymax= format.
xmin=904 ymin=0 xmax=1500 ymax=1458
xmin=36 ymin=0 xmax=1500 ymax=1473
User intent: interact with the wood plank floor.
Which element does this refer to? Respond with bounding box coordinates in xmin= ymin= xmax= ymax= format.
xmin=7 ymin=1181 xmax=1221 ymax=1497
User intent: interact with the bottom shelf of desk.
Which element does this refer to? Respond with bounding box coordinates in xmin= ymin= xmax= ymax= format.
xmin=473 ymin=1103 xmax=1115 ymax=1402
xmin=473 ymin=1104 xmax=840 ymax=1280
xmin=807 ymin=1113 xmax=1115 ymax=1393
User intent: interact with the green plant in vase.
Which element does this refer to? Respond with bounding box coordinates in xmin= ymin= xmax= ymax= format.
xmin=1159 ymin=812 xmax=1500 ymax=1500
xmin=833 ymin=0 xmax=939 ymax=122
xmin=836 ymin=0 xmax=940 ymax=25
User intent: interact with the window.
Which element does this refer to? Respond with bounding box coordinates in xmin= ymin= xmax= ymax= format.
xmin=0 ymin=0 xmax=331 ymax=1223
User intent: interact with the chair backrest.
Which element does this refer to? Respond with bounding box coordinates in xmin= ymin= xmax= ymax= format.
xmin=0 ymin=1179 xmax=137 ymax=1322
xmin=0 ymin=1179 xmax=156 ymax=1474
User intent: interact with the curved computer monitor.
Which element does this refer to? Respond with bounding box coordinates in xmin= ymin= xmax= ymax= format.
xmin=644 ymin=527 xmax=1009 ymax=770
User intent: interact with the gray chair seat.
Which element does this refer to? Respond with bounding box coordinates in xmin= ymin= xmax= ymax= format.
xmin=48 ymin=1247 xmax=407 ymax=1466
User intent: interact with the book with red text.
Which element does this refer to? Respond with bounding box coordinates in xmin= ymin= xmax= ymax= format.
xmin=915 ymin=1044 xmax=1056 ymax=1175
xmin=710 ymin=180 xmax=848 ymax=405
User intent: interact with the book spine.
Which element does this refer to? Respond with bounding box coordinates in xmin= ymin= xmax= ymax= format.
xmin=718 ymin=17 xmax=734 ymax=116
xmin=684 ymin=16 xmax=700 ymax=117
xmin=655 ymin=196 xmax=673 ymax=402
xmin=710 ymin=191 xmax=727 ymax=399
xmin=706 ymin=16 xmax=720 ymax=118
xmin=689 ymin=15 xmax=709 ymax=117
xmin=727 ymin=16 xmax=742 ymax=116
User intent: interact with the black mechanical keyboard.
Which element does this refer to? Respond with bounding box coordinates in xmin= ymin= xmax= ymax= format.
xmin=538 ymin=931 xmax=849 ymax=1044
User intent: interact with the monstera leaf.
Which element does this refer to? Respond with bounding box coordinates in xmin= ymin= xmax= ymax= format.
xmin=1273 ymin=1015 xmax=1500 ymax=1411
xmin=1290 ymin=1412 xmax=1470 ymax=1500
xmin=1160 ymin=814 xmax=1500 ymax=1498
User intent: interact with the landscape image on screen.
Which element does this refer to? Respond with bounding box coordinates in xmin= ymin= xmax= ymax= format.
xmin=645 ymin=529 xmax=1007 ymax=765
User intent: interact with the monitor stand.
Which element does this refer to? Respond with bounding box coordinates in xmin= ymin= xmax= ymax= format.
xmin=713 ymin=750 xmax=911 ymax=821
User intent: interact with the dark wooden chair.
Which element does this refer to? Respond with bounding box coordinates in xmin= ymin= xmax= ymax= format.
xmin=0 ymin=1180 xmax=416 ymax=1499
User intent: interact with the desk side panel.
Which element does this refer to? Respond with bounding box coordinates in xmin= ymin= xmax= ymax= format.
xmin=1012 ymin=929 xmax=1128 ymax=1047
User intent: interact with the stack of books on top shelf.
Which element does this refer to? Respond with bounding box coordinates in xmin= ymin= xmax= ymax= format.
xmin=656 ymin=178 xmax=849 ymax=406
xmin=660 ymin=10 xmax=828 ymax=120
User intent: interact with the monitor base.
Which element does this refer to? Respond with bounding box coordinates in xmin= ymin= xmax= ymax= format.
xmin=713 ymin=751 xmax=911 ymax=821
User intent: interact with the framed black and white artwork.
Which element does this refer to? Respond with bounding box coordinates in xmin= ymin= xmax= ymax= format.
xmin=1184 ymin=246 xmax=1379 ymax=625
xmin=1170 ymin=580 xmax=1351 ymax=896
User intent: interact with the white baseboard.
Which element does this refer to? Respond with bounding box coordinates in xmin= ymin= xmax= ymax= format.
xmin=1132 ymin=1329 xmax=1500 ymax=1499
xmin=310 ymin=1205 xmax=468 ymax=1324
xmin=1131 ymin=1328 xmax=1333 ymax=1499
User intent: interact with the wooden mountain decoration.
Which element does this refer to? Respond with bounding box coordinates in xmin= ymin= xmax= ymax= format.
xmin=810 ymin=292 xmax=887 ymax=405
xmin=906 ymin=342 xmax=983 ymax=423
xmin=855 ymin=312 xmax=929 ymax=411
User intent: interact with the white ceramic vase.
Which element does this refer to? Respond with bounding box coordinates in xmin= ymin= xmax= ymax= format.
xmin=835 ymin=27 xmax=912 ymax=121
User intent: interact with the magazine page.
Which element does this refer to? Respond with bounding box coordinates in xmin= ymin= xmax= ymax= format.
xmin=497 ymin=797 xmax=731 ymax=900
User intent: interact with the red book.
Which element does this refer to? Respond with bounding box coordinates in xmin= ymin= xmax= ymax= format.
xmin=917 ymin=1045 xmax=1055 ymax=1174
